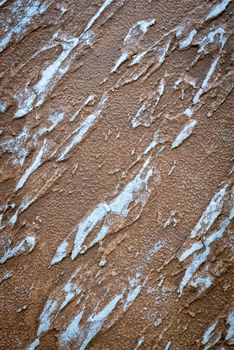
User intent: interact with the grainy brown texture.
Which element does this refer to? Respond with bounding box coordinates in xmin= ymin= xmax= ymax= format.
xmin=0 ymin=0 xmax=234 ymax=349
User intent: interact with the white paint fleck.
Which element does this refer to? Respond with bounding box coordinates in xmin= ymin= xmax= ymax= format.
xmin=171 ymin=119 xmax=197 ymax=148
xmin=51 ymin=240 xmax=69 ymax=265
xmin=27 ymin=339 xmax=40 ymax=350
xmin=83 ymin=0 xmax=113 ymax=33
xmin=179 ymin=198 xmax=233 ymax=295
xmin=165 ymin=341 xmax=171 ymax=350
xmin=37 ymin=299 xmax=58 ymax=336
xmin=71 ymin=157 xmax=153 ymax=259
xmin=0 ymin=236 xmax=36 ymax=264
xmin=80 ymin=293 xmax=123 ymax=350
xmin=225 ymin=311 xmax=234 ymax=344
xmin=134 ymin=336 xmax=144 ymax=350
xmin=132 ymin=79 xmax=165 ymax=128
xmin=70 ymin=95 xmax=96 ymax=122
xmin=38 ymin=112 xmax=64 ymax=136
xmin=179 ymin=29 xmax=197 ymax=49
xmin=193 ymin=57 xmax=219 ymax=105
xmin=0 ymin=126 xmax=29 ymax=166
xmin=112 ymin=19 xmax=156 ymax=72
xmin=198 ymin=28 xmax=227 ymax=53
xmin=206 ymin=0 xmax=231 ymax=20
xmin=202 ymin=322 xmax=217 ymax=345
xmin=190 ymin=275 xmax=213 ymax=291
xmin=15 ymin=140 xmax=47 ymax=191
xmin=0 ymin=101 xmax=7 ymax=112
xmin=190 ymin=184 xmax=227 ymax=238
xmin=0 ymin=271 xmax=12 ymax=283
xmin=58 ymin=94 xmax=108 ymax=161
xmin=59 ymin=310 xmax=84 ymax=346
xmin=179 ymin=242 xmax=203 ymax=262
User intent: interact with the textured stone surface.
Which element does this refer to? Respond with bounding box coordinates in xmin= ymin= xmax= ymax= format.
xmin=0 ymin=1 xmax=233 ymax=349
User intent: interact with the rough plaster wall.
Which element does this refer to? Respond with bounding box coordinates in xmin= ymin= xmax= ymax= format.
xmin=0 ymin=0 xmax=233 ymax=349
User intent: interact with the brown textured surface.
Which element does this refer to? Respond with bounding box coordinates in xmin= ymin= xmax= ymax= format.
xmin=0 ymin=1 xmax=234 ymax=349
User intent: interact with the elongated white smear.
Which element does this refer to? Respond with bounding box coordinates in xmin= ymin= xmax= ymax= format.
xmin=190 ymin=185 xmax=227 ymax=238
xmin=0 ymin=0 xmax=48 ymax=53
xmin=59 ymin=311 xmax=84 ymax=346
xmin=202 ymin=322 xmax=217 ymax=345
xmin=165 ymin=341 xmax=171 ymax=350
xmin=58 ymin=95 xmax=108 ymax=161
xmin=225 ymin=312 xmax=234 ymax=343
xmin=206 ymin=0 xmax=231 ymax=20
xmin=80 ymin=293 xmax=122 ymax=350
xmin=0 ymin=236 xmax=36 ymax=264
xmin=134 ymin=336 xmax=144 ymax=350
xmin=0 ymin=126 xmax=29 ymax=166
xmin=172 ymin=120 xmax=197 ymax=148
xmin=27 ymin=339 xmax=40 ymax=350
xmin=15 ymin=140 xmax=47 ymax=191
xmin=193 ymin=57 xmax=219 ymax=105
xmin=71 ymin=157 xmax=153 ymax=259
xmin=179 ymin=202 xmax=233 ymax=295
xmin=179 ymin=29 xmax=197 ymax=49
xmin=179 ymin=242 xmax=203 ymax=262
xmin=132 ymin=79 xmax=165 ymax=128
xmin=38 ymin=112 xmax=64 ymax=136
xmin=83 ymin=0 xmax=113 ymax=33
xmin=37 ymin=299 xmax=58 ymax=336
xmin=51 ymin=240 xmax=69 ymax=265
xmin=70 ymin=95 xmax=95 ymax=122
xmin=112 ymin=19 xmax=156 ymax=72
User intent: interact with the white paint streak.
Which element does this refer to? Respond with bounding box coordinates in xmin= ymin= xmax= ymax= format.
xmin=171 ymin=120 xmax=197 ymax=148
xmin=225 ymin=312 xmax=234 ymax=343
xmin=206 ymin=0 xmax=231 ymax=20
xmin=179 ymin=29 xmax=197 ymax=49
xmin=112 ymin=19 xmax=156 ymax=72
xmin=0 ymin=0 xmax=48 ymax=53
xmin=58 ymin=94 xmax=108 ymax=161
xmin=0 ymin=126 xmax=29 ymax=166
xmin=37 ymin=299 xmax=58 ymax=336
xmin=38 ymin=112 xmax=64 ymax=136
xmin=0 ymin=236 xmax=36 ymax=264
xmin=51 ymin=240 xmax=69 ymax=265
xmin=202 ymin=322 xmax=217 ymax=345
xmin=190 ymin=185 xmax=227 ymax=238
xmin=193 ymin=57 xmax=219 ymax=105
xmin=71 ymin=156 xmax=153 ymax=259
xmin=15 ymin=140 xmax=47 ymax=191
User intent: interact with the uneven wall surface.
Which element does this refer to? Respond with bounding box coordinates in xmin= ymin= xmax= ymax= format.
xmin=0 ymin=0 xmax=234 ymax=349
